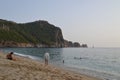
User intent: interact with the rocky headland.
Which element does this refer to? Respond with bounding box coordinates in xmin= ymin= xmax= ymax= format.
xmin=0 ymin=19 xmax=87 ymax=48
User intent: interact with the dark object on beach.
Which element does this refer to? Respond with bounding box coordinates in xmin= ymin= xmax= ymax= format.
xmin=6 ymin=52 xmax=14 ymax=60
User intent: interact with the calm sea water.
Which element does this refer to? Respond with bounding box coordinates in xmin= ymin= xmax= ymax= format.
xmin=1 ymin=47 xmax=120 ymax=80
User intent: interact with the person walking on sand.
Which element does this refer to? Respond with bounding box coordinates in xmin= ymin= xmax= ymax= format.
xmin=44 ymin=52 xmax=49 ymax=65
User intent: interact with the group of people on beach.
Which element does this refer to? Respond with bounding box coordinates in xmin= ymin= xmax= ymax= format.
xmin=6 ymin=51 xmax=65 ymax=66
xmin=6 ymin=52 xmax=16 ymax=60
xmin=6 ymin=52 xmax=51 ymax=65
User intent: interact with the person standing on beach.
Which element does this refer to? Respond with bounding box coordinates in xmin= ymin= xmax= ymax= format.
xmin=44 ymin=52 xmax=49 ymax=65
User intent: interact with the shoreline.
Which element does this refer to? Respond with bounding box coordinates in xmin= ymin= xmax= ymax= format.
xmin=0 ymin=51 xmax=102 ymax=80
xmin=63 ymin=66 xmax=120 ymax=80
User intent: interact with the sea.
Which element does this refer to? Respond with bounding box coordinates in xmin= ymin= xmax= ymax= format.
xmin=1 ymin=47 xmax=120 ymax=80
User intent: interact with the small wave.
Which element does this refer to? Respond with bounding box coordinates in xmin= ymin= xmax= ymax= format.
xmin=14 ymin=52 xmax=40 ymax=60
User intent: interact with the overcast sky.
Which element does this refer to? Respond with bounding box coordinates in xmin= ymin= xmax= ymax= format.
xmin=0 ymin=0 xmax=120 ymax=47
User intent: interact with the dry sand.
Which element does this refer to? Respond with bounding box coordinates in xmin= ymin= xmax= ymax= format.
xmin=0 ymin=52 xmax=102 ymax=80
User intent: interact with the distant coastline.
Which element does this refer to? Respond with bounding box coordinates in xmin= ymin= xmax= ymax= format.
xmin=0 ymin=42 xmax=88 ymax=48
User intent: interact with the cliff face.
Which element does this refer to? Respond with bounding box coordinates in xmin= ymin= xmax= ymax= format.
xmin=0 ymin=19 xmax=83 ymax=48
xmin=54 ymin=29 xmax=64 ymax=47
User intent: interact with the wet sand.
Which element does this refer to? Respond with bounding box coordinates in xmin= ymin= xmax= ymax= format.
xmin=0 ymin=52 xmax=102 ymax=80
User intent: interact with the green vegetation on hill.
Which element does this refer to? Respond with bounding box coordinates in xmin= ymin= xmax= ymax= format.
xmin=0 ymin=29 xmax=28 ymax=43
xmin=0 ymin=19 xmax=64 ymax=46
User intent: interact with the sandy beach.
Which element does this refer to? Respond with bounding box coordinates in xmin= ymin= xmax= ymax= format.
xmin=0 ymin=52 xmax=102 ymax=80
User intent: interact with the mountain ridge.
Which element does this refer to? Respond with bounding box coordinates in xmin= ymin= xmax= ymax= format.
xmin=0 ymin=19 xmax=87 ymax=48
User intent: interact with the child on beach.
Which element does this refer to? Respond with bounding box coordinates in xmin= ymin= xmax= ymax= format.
xmin=44 ymin=52 xmax=49 ymax=65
